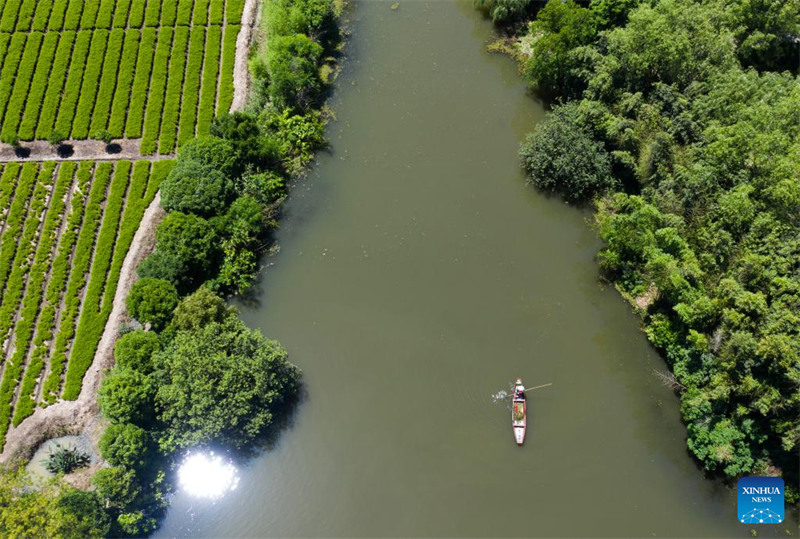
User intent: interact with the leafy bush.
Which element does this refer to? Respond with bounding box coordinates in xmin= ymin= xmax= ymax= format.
xmin=115 ymin=330 xmax=160 ymax=373
xmin=126 ymin=278 xmax=179 ymax=330
xmin=160 ymin=158 xmax=233 ymax=217
xmin=99 ymin=423 xmax=151 ymax=469
xmin=98 ymin=369 xmax=156 ymax=426
xmin=137 ymin=212 xmax=221 ymax=294
xmin=170 ymin=287 xmax=234 ymax=332
xmin=265 ymin=34 xmax=323 ymax=111
xmin=154 ymin=316 xmax=301 ymax=451
xmin=519 ymin=103 xmax=614 ymax=203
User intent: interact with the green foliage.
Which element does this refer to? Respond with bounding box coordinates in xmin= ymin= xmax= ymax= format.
xmin=589 ymin=0 xmax=641 ymax=29
xmin=520 ymin=103 xmax=614 ymax=202
xmin=138 ymin=212 xmax=221 ymax=294
xmin=43 ymin=444 xmax=90 ymax=474
xmin=522 ymin=0 xmax=597 ymax=98
xmin=176 ymin=135 xmax=239 ymax=176
xmin=99 ymin=369 xmax=155 ymax=426
xmin=99 ymin=423 xmax=151 ymax=469
xmin=0 ymin=468 xmax=109 ymax=538
xmin=154 ymin=316 xmax=301 ymax=451
xmin=93 ymin=466 xmax=140 ymax=508
xmin=213 ymin=196 xmax=267 ymax=294
xmin=161 ymin=158 xmax=233 ymax=217
xmin=262 ymin=109 xmax=327 ymax=174
xmin=506 ymin=0 xmax=800 ymax=489
xmin=474 ymin=0 xmax=530 ymax=23
xmin=170 ymin=287 xmax=235 ymax=333
xmin=56 ymin=490 xmax=111 ymax=538
xmin=126 ymin=278 xmax=179 ymax=330
xmin=264 ymin=34 xmax=324 ymax=111
xmin=115 ymin=330 xmax=161 ymax=374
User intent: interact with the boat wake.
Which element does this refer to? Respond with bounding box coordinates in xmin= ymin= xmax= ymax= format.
xmin=491 ymin=390 xmax=508 ymax=403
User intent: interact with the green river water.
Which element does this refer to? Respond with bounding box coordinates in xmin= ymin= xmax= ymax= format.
xmin=156 ymin=1 xmax=795 ymax=536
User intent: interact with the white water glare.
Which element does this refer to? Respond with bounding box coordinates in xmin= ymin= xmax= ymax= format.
xmin=178 ymin=451 xmax=239 ymax=499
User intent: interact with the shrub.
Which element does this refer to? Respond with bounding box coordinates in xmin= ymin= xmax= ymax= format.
xmin=519 ymin=103 xmax=614 ymax=203
xmin=99 ymin=423 xmax=150 ymax=468
xmin=114 ymin=330 xmax=160 ymax=373
xmin=265 ymin=34 xmax=323 ymax=111
xmin=98 ymin=369 xmax=155 ymax=426
xmin=126 ymin=278 xmax=179 ymax=330
xmin=155 ymin=316 xmax=301 ymax=451
xmin=93 ymin=467 xmax=139 ymax=508
xmin=137 ymin=212 xmax=220 ymax=294
xmin=176 ymin=135 xmax=238 ymax=176
xmin=170 ymin=287 xmax=234 ymax=332
xmin=160 ymin=158 xmax=233 ymax=217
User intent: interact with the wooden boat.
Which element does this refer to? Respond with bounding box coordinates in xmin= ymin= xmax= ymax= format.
xmin=512 ymin=378 xmax=526 ymax=445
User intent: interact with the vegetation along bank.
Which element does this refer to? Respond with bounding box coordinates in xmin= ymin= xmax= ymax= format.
xmin=476 ymin=0 xmax=799 ymax=501
xmin=0 ymin=0 xmax=343 ymax=536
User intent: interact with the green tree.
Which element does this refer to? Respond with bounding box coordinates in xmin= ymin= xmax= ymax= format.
xmin=98 ymin=369 xmax=155 ymax=426
xmin=266 ymin=34 xmax=324 ymax=111
xmin=589 ymin=0 xmax=640 ymax=29
xmin=56 ymin=490 xmax=111 ymax=538
xmin=171 ymin=287 xmax=235 ymax=332
xmin=93 ymin=467 xmax=140 ymax=509
xmin=160 ymin=158 xmax=233 ymax=217
xmin=99 ymin=423 xmax=151 ymax=469
xmin=523 ymin=0 xmax=597 ymax=99
xmin=138 ymin=212 xmax=220 ymax=294
xmin=519 ymin=103 xmax=614 ymax=202
xmin=154 ymin=316 xmax=301 ymax=451
xmin=126 ymin=278 xmax=179 ymax=330
xmin=114 ymin=330 xmax=160 ymax=374
xmin=474 ymin=0 xmax=530 ymax=23
xmin=177 ymin=135 xmax=238 ymax=176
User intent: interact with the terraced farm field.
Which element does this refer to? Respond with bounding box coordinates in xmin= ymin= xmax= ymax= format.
xmin=0 ymin=159 xmax=172 ymax=446
xmin=0 ymin=0 xmax=244 ymax=155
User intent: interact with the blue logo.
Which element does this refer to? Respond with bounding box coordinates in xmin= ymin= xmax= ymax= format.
xmin=738 ymin=477 xmax=784 ymax=524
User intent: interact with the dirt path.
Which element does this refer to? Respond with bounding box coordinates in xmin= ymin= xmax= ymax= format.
xmin=0 ymin=194 xmax=165 ymax=464
xmin=0 ymin=139 xmax=174 ymax=163
xmin=231 ymin=0 xmax=260 ymax=112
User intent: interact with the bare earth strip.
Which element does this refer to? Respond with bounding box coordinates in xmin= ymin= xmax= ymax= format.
xmin=0 ymin=139 xmax=174 ymax=163
xmin=0 ymin=193 xmax=165 ymax=463
xmin=230 ymin=0 xmax=259 ymax=112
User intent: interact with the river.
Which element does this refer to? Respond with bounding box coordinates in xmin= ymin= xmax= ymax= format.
xmin=156 ymin=1 xmax=792 ymax=536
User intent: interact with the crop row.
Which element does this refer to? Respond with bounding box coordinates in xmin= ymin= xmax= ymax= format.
xmin=0 ymin=160 xmax=168 ymax=437
xmin=0 ymin=0 xmax=246 ymax=32
xmin=2 ymin=21 xmax=235 ymax=150
xmin=70 ymin=29 xmax=110 ymax=139
xmin=177 ymin=26 xmax=206 ymax=148
xmin=12 ymin=162 xmax=81 ymax=425
xmin=64 ymin=160 xmax=171 ymax=399
xmin=0 ymin=163 xmax=72 ymax=443
xmin=0 ymin=163 xmax=37 ymax=305
xmin=0 ymin=164 xmax=57 ymax=447
xmin=139 ymin=26 xmax=174 ymax=155
xmin=62 ymin=161 xmax=131 ymax=399
xmin=88 ymin=28 xmax=127 ymax=137
xmin=41 ymin=162 xmax=112 ymax=403
xmin=217 ymin=24 xmax=240 ymax=115
xmin=196 ymin=24 xmax=222 ymax=135
xmin=0 ymin=31 xmax=47 ymax=143
xmin=157 ymin=25 xmax=191 ymax=154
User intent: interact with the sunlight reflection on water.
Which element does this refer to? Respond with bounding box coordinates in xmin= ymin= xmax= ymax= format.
xmin=177 ymin=451 xmax=239 ymax=499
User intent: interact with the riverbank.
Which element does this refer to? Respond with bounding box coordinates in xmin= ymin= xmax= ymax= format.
xmin=490 ymin=0 xmax=799 ymax=502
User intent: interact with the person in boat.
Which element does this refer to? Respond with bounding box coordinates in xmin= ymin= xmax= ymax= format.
xmin=515 ymin=386 xmax=525 ymax=400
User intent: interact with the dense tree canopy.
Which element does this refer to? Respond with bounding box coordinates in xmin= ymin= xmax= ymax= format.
xmin=154 ymin=315 xmax=301 ymax=451
xmin=501 ymin=0 xmax=800 ymax=498
xmin=126 ymin=278 xmax=179 ymax=330
xmin=114 ymin=330 xmax=160 ymax=374
xmin=160 ymin=158 xmax=233 ymax=217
